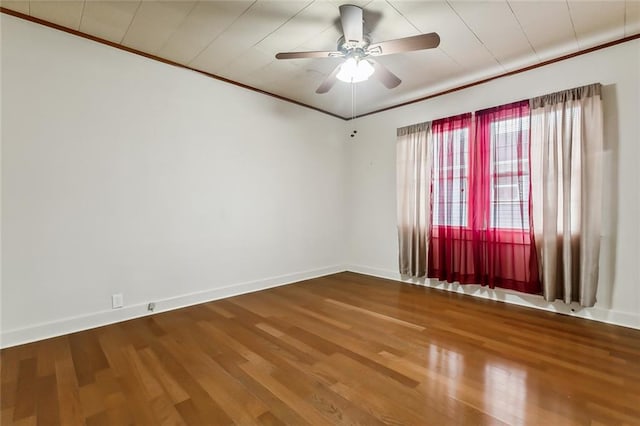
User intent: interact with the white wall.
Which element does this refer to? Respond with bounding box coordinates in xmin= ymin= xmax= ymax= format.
xmin=346 ymin=39 xmax=640 ymax=329
xmin=1 ymin=15 xmax=347 ymax=347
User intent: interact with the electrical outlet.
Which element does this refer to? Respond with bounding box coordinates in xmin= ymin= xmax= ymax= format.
xmin=147 ymin=302 xmax=156 ymax=312
xmin=112 ymin=293 xmax=123 ymax=309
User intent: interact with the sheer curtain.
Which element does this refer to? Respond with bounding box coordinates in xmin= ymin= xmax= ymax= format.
xmin=529 ymin=83 xmax=603 ymax=306
xmin=428 ymin=113 xmax=473 ymax=283
xmin=397 ymin=122 xmax=432 ymax=277
xmin=429 ymin=106 xmax=540 ymax=293
xmin=473 ymin=101 xmax=539 ymax=293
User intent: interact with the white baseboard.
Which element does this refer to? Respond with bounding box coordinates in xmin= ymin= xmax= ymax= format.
xmin=4 ymin=263 xmax=636 ymax=348
xmin=0 ymin=265 xmax=347 ymax=348
xmin=346 ymin=264 xmax=640 ymax=331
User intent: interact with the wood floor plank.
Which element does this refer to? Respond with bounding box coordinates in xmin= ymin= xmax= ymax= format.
xmin=147 ymin=342 xmax=234 ymax=424
xmin=256 ymin=411 xmax=284 ymax=426
xmin=211 ymin=352 xmax=310 ymax=426
xmin=2 ymin=272 xmax=639 ymax=425
xmin=12 ymin=358 xmax=37 ymax=421
xmin=173 ymin=398 xmax=211 ymax=425
xmin=138 ymin=347 xmax=189 ymax=405
xmin=53 ymin=342 xmax=84 ymax=425
xmin=35 ymin=374 xmax=60 ymax=425
xmin=122 ymin=345 xmax=165 ymax=401
xmin=100 ymin=384 xmax=135 ymax=425
xmin=159 ymin=335 xmax=269 ymax=424
xmin=68 ymin=332 xmax=109 ymax=387
xmin=237 ymin=361 xmax=330 ymax=426
xmin=148 ymin=394 xmax=187 ymax=426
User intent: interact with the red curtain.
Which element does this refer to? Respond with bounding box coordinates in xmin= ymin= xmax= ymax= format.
xmin=428 ymin=102 xmax=540 ymax=294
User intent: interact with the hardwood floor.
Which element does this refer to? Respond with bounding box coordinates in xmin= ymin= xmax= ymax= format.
xmin=2 ymin=272 xmax=639 ymax=425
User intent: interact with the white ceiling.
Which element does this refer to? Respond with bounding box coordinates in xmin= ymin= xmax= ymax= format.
xmin=2 ymin=0 xmax=639 ymax=118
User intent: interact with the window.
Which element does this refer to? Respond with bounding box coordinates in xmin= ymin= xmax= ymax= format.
xmin=489 ymin=117 xmax=530 ymax=229
xmin=427 ymin=102 xmax=539 ymax=294
xmin=430 ymin=108 xmax=531 ymax=232
xmin=398 ymin=84 xmax=602 ymax=299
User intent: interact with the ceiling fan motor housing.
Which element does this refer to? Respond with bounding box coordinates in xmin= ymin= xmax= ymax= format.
xmin=337 ymin=35 xmax=371 ymax=59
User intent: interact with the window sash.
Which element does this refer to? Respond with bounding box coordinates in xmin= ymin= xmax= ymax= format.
xmin=432 ymin=127 xmax=469 ymax=227
xmin=431 ymin=114 xmax=531 ymax=231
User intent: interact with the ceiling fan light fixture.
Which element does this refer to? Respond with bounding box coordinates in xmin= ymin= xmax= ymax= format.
xmin=336 ymin=57 xmax=374 ymax=83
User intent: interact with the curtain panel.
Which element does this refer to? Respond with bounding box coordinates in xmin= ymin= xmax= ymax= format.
xmin=396 ymin=83 xmax=603 ymax=304
xmin=397 ymin=122 xmax=432 ymax=277
xmin=529 ymin=83 xmax=603 ymax=307
xmin=428 ymin=106 xmax=540 ymax=293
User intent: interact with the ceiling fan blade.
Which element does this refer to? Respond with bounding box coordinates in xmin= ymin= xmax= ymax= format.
xmin=316 ymin=64 xmax=342 ymax=94
xmin=339 ymin=4 xmax=363 ymax=43
xmin=368 ymin=32 xmax=440 ymax=56
xmin=371 ymin=59 xmax=401 ymax=89
xmin=276 ymin=51 xmax=342 ymax=60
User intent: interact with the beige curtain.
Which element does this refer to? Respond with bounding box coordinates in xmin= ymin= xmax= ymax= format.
xmin=530 ymin=83 xmax=603 ymax=307
xmin=397 ymin=122 xmax=432 ymax=277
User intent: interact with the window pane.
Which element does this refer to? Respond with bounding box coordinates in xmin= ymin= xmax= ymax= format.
xmin=490 ymin=117 xmax=530 ymax=229
xmin=433 ymin=128 xmax=469 ymax=227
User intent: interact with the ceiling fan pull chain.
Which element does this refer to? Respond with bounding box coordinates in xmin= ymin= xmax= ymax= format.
xmin=349 ymin=82 xmax=358 ymax=138
xmin=351 ymin=81 xmax=357 ymax=121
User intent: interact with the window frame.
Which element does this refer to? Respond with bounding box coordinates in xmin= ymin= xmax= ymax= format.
xmin=430 ymin=105 xmax=532 ymax=235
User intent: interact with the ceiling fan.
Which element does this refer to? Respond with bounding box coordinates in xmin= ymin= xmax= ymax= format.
xmin=275 ymin=4 xmax=440 ymax=94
